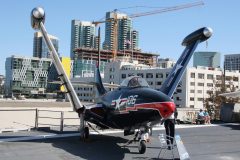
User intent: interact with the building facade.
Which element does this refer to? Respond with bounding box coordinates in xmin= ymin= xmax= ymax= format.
xmin=224 ymin=54 xmax=240 ymax=71
xmin=193 ymin=51 xmax=220 ymax=68
xmin=33 ymin=32 xmax=59 ymax=58
xmin=104 ymin=61 xmax=240 ymax=109
xmin=47 ymin=57 xmax=73 ymax=92
xmin=0 ymin=75 xmax=5 ymax=95
xmin=157 ymin=58 xmax=176 ymax=68
xmin=72 ymin=59 xmax=106 ymax=78
xmin=70 ymin=20 xmax=96 ymax=59
xmin=5 ymin=56 xmax=52 ymax=96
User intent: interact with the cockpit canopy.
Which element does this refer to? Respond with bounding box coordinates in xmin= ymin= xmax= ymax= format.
xmin=120 ymin=76 xmax=149 ymax=88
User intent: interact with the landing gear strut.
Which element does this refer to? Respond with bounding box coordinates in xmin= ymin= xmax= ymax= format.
xmin=83 ymin=126 xmax=89 ymax=139
xmin=79 ymin=113 xmax=89 ymax=139
xmin=133 ymin=127 xmax=150 ymax=154
xmin=122 ymin=127 xmax=151 ymax=154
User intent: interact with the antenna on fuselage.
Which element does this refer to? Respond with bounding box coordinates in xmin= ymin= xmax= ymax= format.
xmin=97 ymin=27 xmax=101 ymax=68
xmin=95 ymin=27 xmax=106 ymax=95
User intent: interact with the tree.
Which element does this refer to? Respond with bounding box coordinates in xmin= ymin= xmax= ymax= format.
xmin=205 ymin=76 xmax=240 ymax=120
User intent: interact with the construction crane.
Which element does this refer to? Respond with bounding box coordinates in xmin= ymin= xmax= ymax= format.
xmin=92 ymin=1 xmax=204 ymax=61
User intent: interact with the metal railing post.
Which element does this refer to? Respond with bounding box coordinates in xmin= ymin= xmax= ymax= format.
xmin=35 ymin=108 xmax=39 ymax=129
xmin=60 ymin=111 xmax=64 ymax=132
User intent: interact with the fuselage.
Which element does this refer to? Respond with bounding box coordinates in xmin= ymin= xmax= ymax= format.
xmin=85 ymin=86 xmax=175 ymax=130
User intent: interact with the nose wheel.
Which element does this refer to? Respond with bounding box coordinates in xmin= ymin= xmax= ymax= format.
xmin=137 ymin=127 xmax=150 ymax=154
xmin=138 ymin=140 xmax=146 ymax=154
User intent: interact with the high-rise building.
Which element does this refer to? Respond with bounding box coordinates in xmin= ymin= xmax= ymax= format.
xmin=5 ymin=55 xmax=52 ymax=96
xmin=103 ymin=11 xmax=139 ymax=51
xmin=0 ymin=75 xmax=5 ymax=95
xmin=33 ymin=32 xmax=59 ymax=58
xmin=193 ymin=51 xmax=220 ymax=68
xmin=132 ymin=30 xmax=139 ymax=50
xmin=70 ymin=20 xmax=96 ymax=59
xmin=224 ymin=54 xmax=240 ymax=71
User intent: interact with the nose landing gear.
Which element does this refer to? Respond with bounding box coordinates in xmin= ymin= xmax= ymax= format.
xmin=124 ymin=126 xmax=151 ymax=154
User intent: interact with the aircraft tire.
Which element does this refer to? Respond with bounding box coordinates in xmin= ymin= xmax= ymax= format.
xmin=138 ymin=140 xmax=146 ymax=154
xmin=83 ymin=127 xmax=89 ymax=139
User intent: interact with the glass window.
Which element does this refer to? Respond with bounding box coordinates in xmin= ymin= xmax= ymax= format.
xmin=177 ymin=89 xmax=182 ymax=93
xmin=190 ymin=82 xmax=195 ymax=86
xmin=122 ymin=74 xmax=126 ymax=79
xmin=156 ymin=81 xmax=162 ymax=85
xmin=156 ymin=73 xmax=163 ymax=78
xmin=191 ymin=73 xmax=195 ymax=78
xmin=207 ymin=74 xmax=213 ymax=79
xmin=198 ymin=83 xmax=204 ymax=86
xmin=146 ymin=73 xmax=153 ymax=78
xmin=207 ymin=83 xmax=213 ymax=87
xmin=190 ymin=97 xmax=194 ymax=101
xmin=198 ymin=73 xmax=204 ymax=79
xmin=137 ymin=73 xmax=144 ymax=78
xmin=216 ymin=75 xmax=222 ymax=80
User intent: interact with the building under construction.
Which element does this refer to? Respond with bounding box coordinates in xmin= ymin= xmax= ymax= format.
xmin=73 ymin=47 xmax=159 ymax=66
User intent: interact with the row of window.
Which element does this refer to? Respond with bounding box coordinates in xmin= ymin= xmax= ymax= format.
xmin=77 ymin=93 xmax=93 ymax=97
xmin=190 ymin=73 xmax=239 ymax=81
xmin=190 ymin=97 xmax=204 ymax=101
xmin=121 ymin=73 xmax=169 ymax=79
xmin=74 ymin=87 xmax=93 ymax=91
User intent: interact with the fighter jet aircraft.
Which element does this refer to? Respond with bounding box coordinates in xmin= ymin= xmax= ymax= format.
xmin=31 ymin=7 xmax=212 ymax=154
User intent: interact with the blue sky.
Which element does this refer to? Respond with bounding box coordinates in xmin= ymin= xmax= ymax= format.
xmin=0 ymin=0 xmax=240 ymax=75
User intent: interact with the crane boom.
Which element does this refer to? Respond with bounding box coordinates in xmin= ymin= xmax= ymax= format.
xmin=92 ymin=1 xmax=204 ymax=60
xmin=129 ymin=1 xmax=204 ymax=18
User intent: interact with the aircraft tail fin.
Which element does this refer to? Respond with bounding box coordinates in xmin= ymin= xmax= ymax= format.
xmin=95 ymin=27 xmax=107 ymax=96
xmin=159 ymin=27 xmax=213 ymax=97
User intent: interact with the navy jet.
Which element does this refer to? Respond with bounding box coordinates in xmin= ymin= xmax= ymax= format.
xmin=31 ymin=7 xmax=212 ymax=154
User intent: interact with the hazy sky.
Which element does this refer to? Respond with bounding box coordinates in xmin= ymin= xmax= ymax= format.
xmin=0 ymin=0 xmax=240 ymax=75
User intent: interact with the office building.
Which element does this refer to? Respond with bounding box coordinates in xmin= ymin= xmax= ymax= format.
xmin=5 ymin=55 xmax=52 ymax=96
xmin=47 ymin=57 xmax=73 ymax=92
xmin=193 ymin=52 xmax=220 ymax=68
xmin=70 ymin=20 xmax=96 ymax=59
xmin=33 ymin=32 xmax=59 ymax=58
xmin=157 ymin=58 xmax=176 ymax=68
xmin=103 ymin=11 xmax=139 ymax=51
xmin=224 ymin=54 xmax=240 ymax=71
xmin=104 ymin=61 xmax=240 ymax=109
xmin=72 ymin=59 xmax=106 ymax=78
xmin=0 ymin=75 xmax=5 ymax=95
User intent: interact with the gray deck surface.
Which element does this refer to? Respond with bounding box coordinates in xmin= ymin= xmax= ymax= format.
xmin=0 ymin=124 xmax=239 ymax=160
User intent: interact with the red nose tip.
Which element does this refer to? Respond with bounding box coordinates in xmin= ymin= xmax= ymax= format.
xmin=159 ymin=102 xmax=176 ymax=119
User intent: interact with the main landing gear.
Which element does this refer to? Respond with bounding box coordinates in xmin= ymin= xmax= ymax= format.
xmin=79 ymin=113 xmax=89 ymax=140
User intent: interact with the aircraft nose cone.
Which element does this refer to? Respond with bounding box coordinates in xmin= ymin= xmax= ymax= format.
xmin=159 ymin=102 xmax=176 ymax=119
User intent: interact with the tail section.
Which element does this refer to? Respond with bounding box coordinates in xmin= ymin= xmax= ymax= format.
xmin=95 ymin=67 xmax=107 ymax=95
xmin=160 ymin=27 xmax=213 ymax=97
xmin=95 ymin=27 xmax=107 ymax=96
